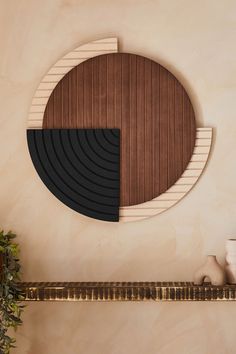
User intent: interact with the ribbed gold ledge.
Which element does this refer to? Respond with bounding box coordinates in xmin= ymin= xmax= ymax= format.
xmin=18 ymin=282 xmax=236 ymax=301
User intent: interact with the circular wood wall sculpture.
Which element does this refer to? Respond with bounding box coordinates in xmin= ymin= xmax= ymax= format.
xmin=27 ymin=38 xmax=212 ymax=222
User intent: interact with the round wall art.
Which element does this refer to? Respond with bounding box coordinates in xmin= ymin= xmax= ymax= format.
xmin=27 ymin=37 xmax=212 ymax=222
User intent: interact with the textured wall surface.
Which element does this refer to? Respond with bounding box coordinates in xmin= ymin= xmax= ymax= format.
xmin=0 ymin=0 xmax=236 ymax=353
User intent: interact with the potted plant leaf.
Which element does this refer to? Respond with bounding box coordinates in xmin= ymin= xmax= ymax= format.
xmin=0 ymin=230 xmax=25 ymax=354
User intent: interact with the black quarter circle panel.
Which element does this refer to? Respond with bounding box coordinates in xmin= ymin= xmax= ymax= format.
xmin=27 ymin=129 xmax=120 ymax=222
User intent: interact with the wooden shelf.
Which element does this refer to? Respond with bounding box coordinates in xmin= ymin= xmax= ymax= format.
xmin=18 ymin=282 xmax=236 ymax=302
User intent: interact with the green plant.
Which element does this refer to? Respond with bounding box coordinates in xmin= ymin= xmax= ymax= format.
xmin=0 ymin=230 xmax=25 ymax=354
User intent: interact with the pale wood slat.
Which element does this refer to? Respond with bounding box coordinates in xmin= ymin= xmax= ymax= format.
xmin=27 ymin=122 xmax=43 ymax=128
xmin=152 ymin=192 xmax=186 ymax=200
xmin=63 ymin=50 xmax=116 ymax=59
xmin=75 ymin=42 xmax=117 ymax=51
xmin=196 ymin=131 xmax=212 ymax=138
xmin=42 ymin=74 xmax=64 ymax=82
xmin=91 ymin=37 xmax=118 ymax=43
xmin=121 ymin=200 xmax=176 ymax=210
xmin=120 ymin=208 xmax=166 ymax=217
xmin=190 ymin=154 xmax=208 ymax=162
xmin=195 ymin=138 xmax=211 ymax=147
xmin=37 ymin=82 xmax=58 ymax=90
xmin=187 ymin=161 xmax=206 ymax=169
xmin=29 ymin=106 xmax=45 ymax=113
xmin=193 ymin=146 xmax=210 ymax=154
xmin=34 ymin=90 xmax=51 ymax=98
xmin=119 ymin=216 xmax=149 ymax=222
xmin=196 ymin=127 xmax=212 ymax=131
xmin=175 ymin=177 xmax=199 ymax=185
xmin=55 ymin=59 xmax=85 ymax=67
xmin=47 ymin=67 xmax=75 ymax=75
xmin=32 ymin=97 xmax=49 ymax=105
xmin=158 ymin=184 xmax=193 ymax=193
xmin=28 ymin=112 xmax=44 ymax=120
xmin=182 ymin=169 xmax=202 ymax=177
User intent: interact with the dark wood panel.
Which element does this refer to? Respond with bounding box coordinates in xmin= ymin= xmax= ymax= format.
xmin=43 ymin=53 xmax=196 ymax=206
xmin=144 ymin=58 xmax=153 ymax=201
xmin=121 ymin=55 xmax=130 ymax=205
xmin=129 ymin=55 xmax=138 ymax=204
xmin=151 ymin=62 xmax=160 ymax=197
xmin=168 ymin=73 xmax=176 ymax=186
xmin=84 ymin=59 xmax=93 ymax=127
xmin=136 ymin=56 xmax=145 ymax=204
xmin=174 ymin=79 xmax=184 ymax=178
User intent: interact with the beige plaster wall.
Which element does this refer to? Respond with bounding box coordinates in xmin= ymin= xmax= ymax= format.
xmin=1 ymin=0 xmax=236 ymax=353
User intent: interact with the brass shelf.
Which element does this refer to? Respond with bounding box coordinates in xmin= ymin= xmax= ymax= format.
xmin=18 ymin=282 xmax=236 ymax=302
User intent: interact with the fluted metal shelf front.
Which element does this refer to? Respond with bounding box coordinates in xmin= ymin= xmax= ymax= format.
xmin=18 ymin=282 xmax=236 ymax=302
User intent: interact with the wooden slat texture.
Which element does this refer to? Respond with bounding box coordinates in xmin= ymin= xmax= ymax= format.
xmin=120 ymin=207 xmax=171 ymax=217
xmin=19 ymin=282 xmax=236 ymax=302
xmin=120 ymin=128 xmax=212 ymax=221
xmin=159 ymin=66 xmax=168 ymax=193
xmin=43 ymin=53 xmax=196 ymax=207
xmin=168 ymin=72 xmax=176 ymax=186
xmin=27 ymin=37 xmax=118 ymax=129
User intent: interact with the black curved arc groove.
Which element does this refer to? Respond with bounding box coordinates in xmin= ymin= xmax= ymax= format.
xmin=44 ymin=131 xmax=117 ymax=207
xmin=85 ymin=131 xmax=117 ymax=166
xmin=85 ymin=133 xmax=116 ymax=163
xmin=58 ymin=131 xmax=117 ymax=195
xmin=50 ymin=130 xmax=118 ymax=198
xmin=99 ymin=129 xmax=120 ymax=151
xmin=61 ymin=130 xmax=119 ymax=189
xmin=111 ymin=129 xmax=120 ymax=138
xmin=85 ymin=130 xmax=119 ymax=161
xmin=40 ymin=132 xmax=116 ymax=214
xmin=69 ymin=130 xmax=117 ymax=181
xmin=79 ymin=130 xmax=118 ymax=169
xmin=102 ymin=129 xmax=120 ymax=147
xmin=93 ymin=130 xmax=119 ymax=155
xmin=81 ymin=132 xmax=118 ymax=171
xmin=29 ymin=132 xmax=95 ymax=217
xmin=27 ymin=129 xmax=120 ymax=222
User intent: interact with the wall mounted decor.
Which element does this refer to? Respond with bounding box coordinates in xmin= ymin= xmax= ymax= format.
xmin=27 ymin=37 xmax=212 ymax=222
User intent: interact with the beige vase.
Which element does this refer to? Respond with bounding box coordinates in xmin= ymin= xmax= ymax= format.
xmin=225 ymin=239 xmax=236 ymax=284
xmin=194 ymin=255 xmax=226 ymax=286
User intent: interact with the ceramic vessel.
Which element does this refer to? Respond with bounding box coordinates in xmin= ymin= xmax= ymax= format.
xmin=225 ymin=239 xmax=236 ymax=284
xmin=194 ymin=255 xmax=226 ymax=286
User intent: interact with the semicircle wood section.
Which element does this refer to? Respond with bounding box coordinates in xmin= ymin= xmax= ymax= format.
xmin=27 ymin=38 xmax=118 ymax=129
xmin=42 ymin=52 xmax=196 ymax=207
xmin=120 ymin=128 xmax=212 ymax=222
